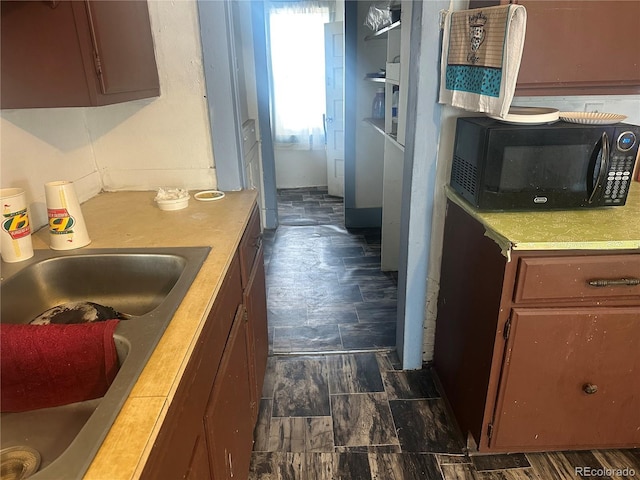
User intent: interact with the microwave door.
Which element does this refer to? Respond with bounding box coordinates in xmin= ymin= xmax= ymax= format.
xmin=587 ymin=131 xmax=610 ymax=204
xmin=484 ymin=126 xmax=612 ymax=209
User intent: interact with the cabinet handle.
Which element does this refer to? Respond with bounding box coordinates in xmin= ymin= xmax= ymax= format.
xmin=588 ymin=278 xmax=640 ymax=287
xmin=253 ymin=233 xmax=263 ymax=249
xmin=582 ymin=383 xmax=598 ymax=395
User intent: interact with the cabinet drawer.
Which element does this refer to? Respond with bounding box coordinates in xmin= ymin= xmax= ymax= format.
xmin=239 ymin=204 xmax=261 ymax=288
xmin=514 ymin=255 xmax=640 ymax=303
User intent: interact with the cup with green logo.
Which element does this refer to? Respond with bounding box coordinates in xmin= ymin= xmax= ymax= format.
xmin=0 ymin=188 xmax=34 ymax=263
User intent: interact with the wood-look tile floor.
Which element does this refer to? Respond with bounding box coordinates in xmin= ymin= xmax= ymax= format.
xmin=263 ymin=188 xmax=397 ymax=354
xmin=259 ymin=188 xmax=640 ymax=478
xmin=276 ymin=186 xmax=344 ymax=227
xmin=250 ymin=352 xmax=640 ymax=479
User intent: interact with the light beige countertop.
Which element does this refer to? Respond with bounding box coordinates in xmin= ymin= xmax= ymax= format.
xmin=31 ymin=190 xmax=258 ymax=480
xmin=446 ymin=182 xmax=640 ymax=255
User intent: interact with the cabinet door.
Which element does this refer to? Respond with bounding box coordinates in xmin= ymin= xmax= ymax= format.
xmin=186 ymin=425 xmax=212 ymax=480
xmin=245 ymin=246 xmax=268 ymax=417
xmin=1 ymin=1 xmax=92 ymax=108
xmin=0 ymin=0 xmax=159 ymax=108
xmin=492 ymin=307 xmax=640 ymax=451
xmin=513 ymin=0 xmax=640 ymax=96
xmin=205 ymin=305 xmax=254 ymax=480
xmin=73 ymin=1 xmax=160 ymax=102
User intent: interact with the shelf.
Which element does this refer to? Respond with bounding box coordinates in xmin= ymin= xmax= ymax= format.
xmin=363 ymin=118 xmax=404 ymax=151
xmin=363 ymin=76 xmax=400 ymax=86
xmin=364 ymin=117 xmax=385 ymax=133
xmin=364 ymin=20 xmax=401 ymax=41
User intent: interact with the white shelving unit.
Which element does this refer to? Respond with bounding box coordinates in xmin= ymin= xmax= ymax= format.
xmin=362 ymin=1 xmax=411 ymax=271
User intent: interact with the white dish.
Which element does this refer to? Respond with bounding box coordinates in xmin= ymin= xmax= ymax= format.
xmin=155 ymin=195 xmax=190 ymax=211
xmin=194 ymin=190 xmax=225 ymax=202
xmin=488 ymin=106 xmax=559 ymax=125
xmin=559 ymin=112 xmax=627 ymax=125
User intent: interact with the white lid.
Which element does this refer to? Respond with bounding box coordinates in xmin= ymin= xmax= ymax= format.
xmin=194 ymin=190 xmax=225 ymax=201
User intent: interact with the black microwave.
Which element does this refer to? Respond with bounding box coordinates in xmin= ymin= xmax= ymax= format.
xmin=450 ymin=116 xmax=639 ymax=210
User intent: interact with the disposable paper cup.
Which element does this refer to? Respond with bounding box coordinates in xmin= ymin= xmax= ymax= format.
xmin=0 ymin=188 xmax=34 ymax=263
xmin=44 ymin=181 xmax=91 ymax=250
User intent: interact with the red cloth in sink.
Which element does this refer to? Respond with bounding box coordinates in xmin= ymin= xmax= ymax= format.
xmin=0 ymin=320 xmax=120 ymax=412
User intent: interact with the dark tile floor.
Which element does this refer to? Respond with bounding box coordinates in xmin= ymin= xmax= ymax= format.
xmin=263 ymin=188 xmax=397 ymax=354
xmin=276 ymin=186 xmax=344 ymax=227
xmin=250 ymin=352 xmax=640 ymax=480
xmin=253 ymin=188 xmax=640 ymax=479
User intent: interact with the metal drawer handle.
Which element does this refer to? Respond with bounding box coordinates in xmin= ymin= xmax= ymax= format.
xmin=588 ymin=278 xmax=640 ymax=287
xmin=582 ymin=383 xmax=598 ymax=395
xmin=252 ymin=233 xmax=263 ymax=249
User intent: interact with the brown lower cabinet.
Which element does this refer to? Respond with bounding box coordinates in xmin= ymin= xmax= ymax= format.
xmin=186 ymin=426 xmax=212 ymax=480
xmin=492 ymin=307 xmax=640 ymax=451
xmin=141 ymin=204 xmax=267 ymax=480
xmin=205 ymin=305 xmax=254 ymax=479
xmin=245 ymin=247 xmax=269 ymax=422
xmin=434 ymin=200 xmax=640 ymax=453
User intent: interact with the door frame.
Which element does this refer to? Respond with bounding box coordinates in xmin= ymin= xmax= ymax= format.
xmin=205 ymin=0 xmax=448 ymax=370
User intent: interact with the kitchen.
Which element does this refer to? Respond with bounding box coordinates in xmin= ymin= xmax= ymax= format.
xmin=1 ymin=0 xmax=640 ymax=479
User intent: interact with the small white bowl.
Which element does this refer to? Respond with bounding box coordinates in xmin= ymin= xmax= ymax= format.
xmin=155 ymin=195 xmax=190 ymax=211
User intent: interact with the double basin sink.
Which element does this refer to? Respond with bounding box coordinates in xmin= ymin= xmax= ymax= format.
xmin=0 ymin=247 xmax=210 ymax=479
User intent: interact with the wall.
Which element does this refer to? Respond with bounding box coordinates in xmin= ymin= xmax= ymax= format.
xmin=422 ymin=94 xmax=640 ymax=362
xmin=396 ymin=0 xmax=447 ymax=369
xmin=236 ymin=0 xmax=259 ymax=123
xmin=274 ymin=148 xmax=328 ymax=188
xmin=0 ymin=0 xmax=215 ymax=231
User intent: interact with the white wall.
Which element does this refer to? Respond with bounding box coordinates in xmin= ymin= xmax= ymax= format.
xmin=274 ymin=148 xmax=328 ymax=188
xmin=0 ymin=0 xmax=216 ymax=231
xmin=422 ymin=94 xmax=640 ymax=362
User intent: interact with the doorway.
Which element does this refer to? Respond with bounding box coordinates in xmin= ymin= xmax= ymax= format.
xmin=201 ymin=0 xmax=435 ymax=368
xmin=259 ymin=0 xmax=398 ymax=354
xmin=268 ymin=3 xmax=333 ymax=195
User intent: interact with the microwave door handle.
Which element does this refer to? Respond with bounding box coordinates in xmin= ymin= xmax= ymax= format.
xmin=588 ymin=131 xmax=610 ymax=204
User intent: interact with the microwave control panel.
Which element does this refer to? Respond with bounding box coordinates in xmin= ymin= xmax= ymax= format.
xmin=603 ymin=131 xmax=637 ymax=205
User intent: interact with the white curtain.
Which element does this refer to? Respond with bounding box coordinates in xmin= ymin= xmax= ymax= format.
xmin=268 ymin=2 xmax=330 ymax=150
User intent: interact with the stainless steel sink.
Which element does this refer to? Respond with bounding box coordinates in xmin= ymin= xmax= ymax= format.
xmin=0 ymin=247 xmax=210 ymax=479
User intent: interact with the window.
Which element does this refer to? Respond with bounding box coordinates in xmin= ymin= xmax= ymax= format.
xmin=269 ymin=3 xmax=330 ymax=150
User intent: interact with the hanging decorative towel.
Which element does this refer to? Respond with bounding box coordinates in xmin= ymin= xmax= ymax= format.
xmin=438 ymin=4 xmax=527 ymax=118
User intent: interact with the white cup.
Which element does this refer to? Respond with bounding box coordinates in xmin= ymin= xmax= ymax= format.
xmin=0 ymin=188 xmax=35 ymax=263
xmin=44 ymin=181 xmax=91 ymax=250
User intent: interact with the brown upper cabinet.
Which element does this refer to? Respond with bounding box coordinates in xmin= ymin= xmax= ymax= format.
xmin=1 ymin=0 xmax=160 ymax=109
xmin=469 ymin=0 xmax=640 ymax=96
